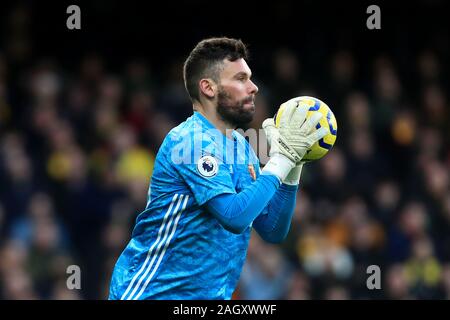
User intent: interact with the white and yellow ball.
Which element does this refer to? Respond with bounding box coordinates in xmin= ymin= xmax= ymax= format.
xmin=274 ymin=96 xmax=337 ymax=162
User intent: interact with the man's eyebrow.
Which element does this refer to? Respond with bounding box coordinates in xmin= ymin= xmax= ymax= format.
xmin=234 ymin=71 xmax=252 ymax=78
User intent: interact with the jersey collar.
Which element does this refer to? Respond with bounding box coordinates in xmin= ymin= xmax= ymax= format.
xmin=193 ymin=111 xmax=216 ymax=130
xmin=193 ymin=111 xmax=237 ymax=142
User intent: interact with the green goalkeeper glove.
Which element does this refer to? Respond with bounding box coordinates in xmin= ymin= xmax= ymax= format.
xmin=263 ymin=121 xmax=304 ymax=185
xmin=261 ymin=120 xmax=298 ymax=182
xmin=262 ymin=98 xmax=328 ymax=184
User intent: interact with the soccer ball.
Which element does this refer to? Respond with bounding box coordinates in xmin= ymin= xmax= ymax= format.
xmin=274 ymin=96 xmax=337 ymax=162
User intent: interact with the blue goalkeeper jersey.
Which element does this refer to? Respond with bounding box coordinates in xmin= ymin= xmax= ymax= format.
xmin=109 ymin=111 xmax=261 ymax=300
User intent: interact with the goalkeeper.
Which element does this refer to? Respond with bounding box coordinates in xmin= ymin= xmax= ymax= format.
xmin=109 ymin=37 xmax=327 ymax=300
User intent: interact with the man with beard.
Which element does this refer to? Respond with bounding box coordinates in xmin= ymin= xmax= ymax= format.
xmin=109 ymin=37 xmax=327 ymax=300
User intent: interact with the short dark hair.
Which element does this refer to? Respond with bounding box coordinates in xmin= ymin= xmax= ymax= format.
xmin=183 ymin=37 xmax=249 ymax=102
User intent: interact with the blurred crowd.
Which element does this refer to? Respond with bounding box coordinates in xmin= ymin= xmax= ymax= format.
xmin=0 ymin=3 xmax=449 ymax=300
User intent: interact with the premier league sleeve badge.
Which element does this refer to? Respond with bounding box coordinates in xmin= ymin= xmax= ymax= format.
xmin=197 ymin=155 xmax=219 ymax=178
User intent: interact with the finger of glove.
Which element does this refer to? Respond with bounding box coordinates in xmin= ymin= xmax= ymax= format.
xmin=299 ymin=112 xmax=323 ymax=135
xmin=263 ymin=124 xmax=279 ymax=147
xmin=277 ymin=100 xmax=298 ymax=129
xmin=262 ymin=118 xmax=275 ymax=129
xmin=262 ymin=118 xmax=277 ymax=140
xmin=290 ymin=104 xmax=309 ymax=127
xmin=307 ymin=126 xmax=328 ymax=144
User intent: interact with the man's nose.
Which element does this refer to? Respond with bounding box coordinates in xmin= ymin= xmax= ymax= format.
xmin=249 ymin=80 xmax=258 ymax=94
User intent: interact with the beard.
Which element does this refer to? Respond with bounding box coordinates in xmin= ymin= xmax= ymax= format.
xmin=216 ymin=86 xmax=255 ymax=128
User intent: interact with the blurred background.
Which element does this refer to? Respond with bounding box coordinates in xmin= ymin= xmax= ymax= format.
xmin=0 ymin=0 xmax=449 ymax=299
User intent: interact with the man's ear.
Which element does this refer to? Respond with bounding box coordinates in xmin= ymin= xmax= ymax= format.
xmin=199 ymin=78 xmax=217 ymax=99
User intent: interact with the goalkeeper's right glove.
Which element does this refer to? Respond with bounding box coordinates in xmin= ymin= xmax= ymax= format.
xmin=261 ymin=120 xmax=298 ymax=182
xmin=275 ymin=97 xmax=328 ymax=160
xmin=263 ymin=121 xmax=303 ymax=185
xmin=262 ymin=98 xmax=328 ymax=183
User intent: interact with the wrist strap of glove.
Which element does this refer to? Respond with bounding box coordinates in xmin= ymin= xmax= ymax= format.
xmin=262 ymin=153 xmax=295 ymax=182
xmin=283 ymin=163 xmax=303 ymax=186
